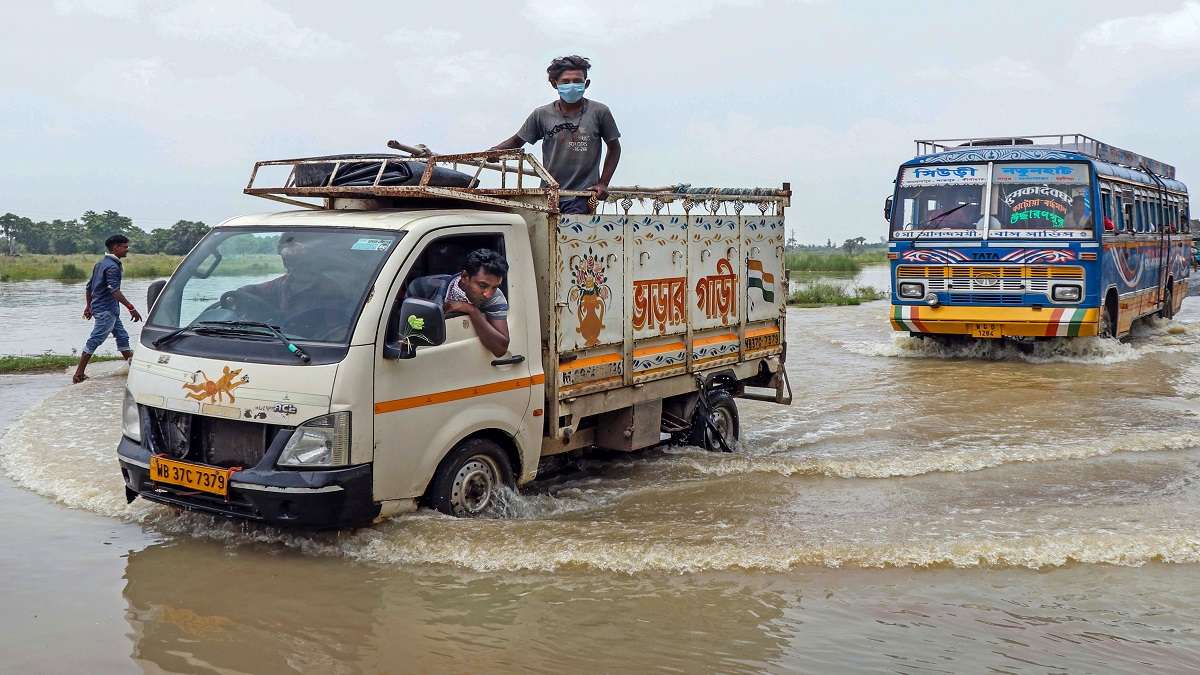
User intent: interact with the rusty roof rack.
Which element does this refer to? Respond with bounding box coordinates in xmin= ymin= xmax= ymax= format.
xmin=244 ymin=141 xmax=791 ymax=214
xmin=914 ymin=133 xmax=1175 ymax=179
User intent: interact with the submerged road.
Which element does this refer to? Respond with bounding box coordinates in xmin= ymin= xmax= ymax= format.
xmin=3 ymin=301 xmax=1200 ymax=672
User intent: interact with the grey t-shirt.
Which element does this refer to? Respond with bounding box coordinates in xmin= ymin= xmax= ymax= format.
xmin=517 ymin=99 xmax=620 ymax=191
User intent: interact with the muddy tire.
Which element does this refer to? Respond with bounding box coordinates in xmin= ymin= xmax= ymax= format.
xmin=427 ymin=438 xmax=514 ymax=517
xmin=690 ymin=391 xmax=740 ymax=452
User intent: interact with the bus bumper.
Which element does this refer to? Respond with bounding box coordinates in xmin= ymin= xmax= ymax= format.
xmin=889 ymin=304 xmax=1100 ymax=338
xmin=117 ymin=436 xmax=380 ymax=529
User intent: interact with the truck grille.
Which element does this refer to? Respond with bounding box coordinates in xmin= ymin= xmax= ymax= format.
xmin=147 ymin=409 xmax=274 ymax=469
xmin=897 ymin=265 xmax=1084 ymax=294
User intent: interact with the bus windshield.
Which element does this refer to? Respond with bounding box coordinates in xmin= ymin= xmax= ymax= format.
xmin=987 ymin=163 xmax=1093 ymax=239
xmin=891 ymin=164 xmax=988 ymax=239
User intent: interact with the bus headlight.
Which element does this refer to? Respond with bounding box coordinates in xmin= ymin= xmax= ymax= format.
xmin=1052 ymin=285 xmax=1082 ymax=302
xmin=278 ymin=412 xmax=351 ymax=468
xmin=898 ymin=282 xmax=925 ymax=299
xmin=122 ymin=388 xmax=141 ymax=443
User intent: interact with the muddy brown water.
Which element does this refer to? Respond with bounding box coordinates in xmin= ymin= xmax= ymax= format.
xmin=4 ymin=300 xmax=1200 ymax=673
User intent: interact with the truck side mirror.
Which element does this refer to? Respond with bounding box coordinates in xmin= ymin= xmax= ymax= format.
xmin=146 ymin=279 xmax=167 ymax=311
xmin=883 ymin=195 xmax=894 ymax=223
xmin=383 ymin=298 xmax=446 ymax=360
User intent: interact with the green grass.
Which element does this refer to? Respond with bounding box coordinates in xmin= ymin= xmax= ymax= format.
xmin=788 ymin=283 xmax=887 ymax=307
xmin=0 ymin=354 xmax=121 ymax=374
xmin=0 ymin=254 xmax=283 ymax=282
xmin=0 ymin=254 xmax=182 ymax=282
xmin=784 ymin=251 xmax=888 ymax=273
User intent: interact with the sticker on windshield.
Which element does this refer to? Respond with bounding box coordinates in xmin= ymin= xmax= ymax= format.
xmin=351 ymin=238 xmax=393 ymax=251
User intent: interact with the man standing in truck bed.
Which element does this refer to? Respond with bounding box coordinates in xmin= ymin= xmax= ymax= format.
xmin=491 ymin=55 xmax=621 ymax=214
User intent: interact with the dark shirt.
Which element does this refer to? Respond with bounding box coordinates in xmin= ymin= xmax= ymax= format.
xmin=518 ymin=99 xmax=620 ymax=191
xmin=87 ymin=254 xmax=123 ymax=313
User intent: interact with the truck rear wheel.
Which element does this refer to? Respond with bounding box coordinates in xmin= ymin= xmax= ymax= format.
xmin=427 ymin=438 xmax=514 ymax=517
xmin=690 ymin=390 xmax=740 ymax=452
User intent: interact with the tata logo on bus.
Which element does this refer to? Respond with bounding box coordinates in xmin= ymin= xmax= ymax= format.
xmin=972 ymin=252 xmax=1001 ymax=261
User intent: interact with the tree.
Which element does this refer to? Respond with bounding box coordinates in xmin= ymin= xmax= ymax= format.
xmin=842 ymin=236 xmax=868 ymax=256
xmin=0 ymin=213 xmax=32 ymax=256
xmin=80 ymin=210 xmax=138 ymax=253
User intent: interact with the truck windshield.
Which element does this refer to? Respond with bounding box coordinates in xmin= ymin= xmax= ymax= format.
xmin=987 ymin=162 xmax=1094 ymax=239
xmin=147 ymin=227 xmax=400 ymax=344
xmin=891 ymin=164 xmax=988 ymax=239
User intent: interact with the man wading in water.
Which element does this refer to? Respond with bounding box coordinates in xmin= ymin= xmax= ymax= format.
xmin=73 ymin=234 xmax=141 ymax=383
xmin=490 ymin=55 xmax=622 ymax=214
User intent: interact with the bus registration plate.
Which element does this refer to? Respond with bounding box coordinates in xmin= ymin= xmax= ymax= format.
xmin=969 ymin=323 xmax=1001 ymax=339
xmin=150 ymin=456 xmax=230 ymax=496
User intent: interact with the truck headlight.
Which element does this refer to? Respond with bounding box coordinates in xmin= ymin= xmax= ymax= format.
xmin=278 ymin=412 xmax=351 ymax=468
xmin=122 ymin=388 xmax=141 ymax=443
xmin=1052 ymin=285 xmax=1082 ymax=302
xmin=898 ymin=282 xmax=925 ymax=299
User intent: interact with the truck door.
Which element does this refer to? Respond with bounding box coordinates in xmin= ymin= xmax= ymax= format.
xmin=371 ymin=226 xmax=537 ymax=503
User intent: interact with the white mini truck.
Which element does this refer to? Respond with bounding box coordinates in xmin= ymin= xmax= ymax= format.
xmin=117 ymin=149 xmax=792 ymax=527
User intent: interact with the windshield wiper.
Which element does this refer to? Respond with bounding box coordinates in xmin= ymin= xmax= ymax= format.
xmin=153 ymin=320 xmax=310 ymax=363
xmin=198 ymin=321 xmax=311 ymax=363
xmin=925 ymin=201 xmax=976 ymax=225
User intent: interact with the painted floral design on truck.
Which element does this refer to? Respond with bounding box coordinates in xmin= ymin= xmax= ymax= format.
xmin=568 ymin=249 xmax=611 ymax=347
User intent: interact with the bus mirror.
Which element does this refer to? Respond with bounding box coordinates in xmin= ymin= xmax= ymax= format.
xmin=883 ymin=195 xmax=894 ymax=223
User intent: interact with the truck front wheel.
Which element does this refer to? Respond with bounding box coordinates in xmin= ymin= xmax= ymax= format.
xmin=427 ymin=438 xmax=514 ymax=517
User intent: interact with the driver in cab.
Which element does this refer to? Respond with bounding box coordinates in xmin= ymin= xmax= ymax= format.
xmin=407 ymin=249 xmax=510 ymax=357
xmin=228 ymin=234 xmax=347 ymax=331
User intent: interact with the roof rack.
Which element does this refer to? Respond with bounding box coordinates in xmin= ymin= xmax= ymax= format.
xmin=914 ymin=134 xmax=1175 ymax=179
xmin=244 ymin=141 xmax=791 ymax=214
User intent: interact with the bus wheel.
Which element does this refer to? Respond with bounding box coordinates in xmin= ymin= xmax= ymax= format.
xmin=1159 ymin=283 xmax=1175 ymax=319
xmin=427 ymin=438 xmax=514 ymax=517
xmin=1100 ymin=299 xmax=1118 ymax=338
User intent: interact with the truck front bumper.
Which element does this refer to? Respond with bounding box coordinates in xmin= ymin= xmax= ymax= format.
xmin=890 ymin=304 xmax=1100 ymax=338
xmin=117 ymin=436 xmax=379 ymax=529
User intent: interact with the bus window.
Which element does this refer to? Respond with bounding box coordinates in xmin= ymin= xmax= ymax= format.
xmin=891 ymin=164 xmax=988 ymax=239
xmin=987 ymin=162 xmax=1093 ymax=239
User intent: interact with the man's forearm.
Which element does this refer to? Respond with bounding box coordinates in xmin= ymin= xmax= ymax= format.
xmin=467 ymin=310 xmax=509 ymax=357
xmin=599 ymin=140 xmax=621 ymax=185
xmin=112 ymin=290 xmax=134 ymax=310
xmin=491 ymin=134 xmax=525 ymax=151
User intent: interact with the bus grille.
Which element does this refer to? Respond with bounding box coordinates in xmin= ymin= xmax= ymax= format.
xmin=898 ymin=265 xmax=1084 ymax=293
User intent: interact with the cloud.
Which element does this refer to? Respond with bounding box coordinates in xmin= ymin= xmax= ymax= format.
xmin=1081 ymin=1 xmax=1200 ymax=51
xmin=154 ymin=0 xmax=348 ymax=55
xmin=522 ymin=0 xmax=758 ymax=36
xmin=53 ymin=0 xmax=141 ymax=18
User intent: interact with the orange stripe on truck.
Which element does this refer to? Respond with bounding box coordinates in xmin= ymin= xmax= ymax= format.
xmin=374 ymin=373 xmax=545 ymax=414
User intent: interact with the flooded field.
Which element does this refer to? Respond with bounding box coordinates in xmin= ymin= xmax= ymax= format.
xmin=4 ymin=288 xmax=1200 ymax=671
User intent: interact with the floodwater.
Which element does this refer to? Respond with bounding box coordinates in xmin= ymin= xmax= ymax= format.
xmin=4 ymin=283 xmax=1200 ymax=671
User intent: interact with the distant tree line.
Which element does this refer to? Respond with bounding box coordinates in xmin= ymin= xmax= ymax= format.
xmin=0 ymin=210 xmax=210 ymax=256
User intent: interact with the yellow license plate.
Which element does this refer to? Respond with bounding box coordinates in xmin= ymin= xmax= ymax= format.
xmin=969 ymin=323 xmax=1001 ymax=339
xmin=150 ymin=456 xmax=230 ymax=496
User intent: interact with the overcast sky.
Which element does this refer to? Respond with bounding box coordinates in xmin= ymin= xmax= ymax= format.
xmin=3 ymin=0 xmax=1198 ymax=243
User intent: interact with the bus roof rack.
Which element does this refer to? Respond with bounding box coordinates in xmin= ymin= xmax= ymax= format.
xmin=244 ymin=141 xmax=792 ymax=213
xmin=914 ymin=134 xmax=1175 ymax=179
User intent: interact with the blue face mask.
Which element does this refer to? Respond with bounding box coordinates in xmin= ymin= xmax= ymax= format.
xmin=557 ymin=82 xmax=585 ymax=104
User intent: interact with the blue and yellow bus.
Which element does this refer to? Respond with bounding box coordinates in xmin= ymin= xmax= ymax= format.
xmin=886 ymin=134 xmax=1191 ymax=340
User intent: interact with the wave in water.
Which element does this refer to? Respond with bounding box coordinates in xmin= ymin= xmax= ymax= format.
xmin=841 ymin=319 xmax=1198 ymax=364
